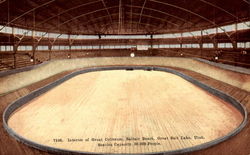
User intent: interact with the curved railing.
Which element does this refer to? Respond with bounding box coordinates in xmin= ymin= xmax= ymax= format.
xmin=3 ymin=66 xmax=247 ymax=155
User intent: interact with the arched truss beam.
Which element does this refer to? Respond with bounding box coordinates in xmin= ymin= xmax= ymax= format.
xmin=1 ymin=0 xmax=55 ymax=30
xmin=199 ymin=0 xmax=238 ymax=19
xmin=40 ymin=3 xmax=192 ymax=32
xmin=2 ymin=0 xmax=243 ymax=42
xmin=79 ymin=12 xmax=179 ymax=28
xmin=99 ymin=21 xmax=159 ymax=33
xmin=198 ymin=1 xmax=250 ymax=42
xmin=0 ymin=0 xmax=6 ymax=5
xmin=35 ymin=1 xmax=195 ymax=30
xmin=45 ymin=4 xmax=194 ymax=33
xmin=242 ymin=0 xmax=250 ymax=5
xmin=150 ymin=0 xmax=217 ymax=25
xmin=137 ymin=0 xmax=147 ymax=30
xmin=49 ymin=6 xmax=119 ymax=31
xmin=36 ymin=0 xmax=102 ymax=27
xmin=102 ymin=20 xmax=159 ymax=29
xmin=47 ymin=5 xmax=178 ymax=32
xmin=74 ymin=20 xmax=158 ymax=34
xmin=150 ymin=0 xmax=234 ymax=42
xmin=101 ymin=0 xmax=113 ymax=24
xmin=126 ymin=5 xmax=193 ymax=25
xmin=1 ymin=0 xmax=196 ymax=32
xmin=118 ymin=0 xmax=122 ymax=32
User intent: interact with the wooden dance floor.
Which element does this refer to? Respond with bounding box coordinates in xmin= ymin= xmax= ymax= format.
xmin=7 ymin=70 xmax=243 ymax=154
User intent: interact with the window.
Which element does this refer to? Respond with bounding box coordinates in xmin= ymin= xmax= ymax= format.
xmin=246 ymin=42 xmax=250 ymax=48
xmin=192 ymin=44 xmax=200 ymax=48
xmin=92 ymin=46 xmax=99 ymax=49
xmin=102 ymin=45 xmax=110 ymax=49
xmin=70 ymin=35 xmax=76 ymax=39
xmin=77 ymin=35 xmax=99 ymax=39
xmin=49 ymin=33 xmax=60 ymax=38
xmin=218 ymin=24 xmax=236 ymax=33
xmin=87 ymin=46 xmax=93 ymax=49
xmin=237 ymin=42 xmax=250 ymax=48
xmin=182 ymin=44 xmax=200 ymax=48
xmin=203 ymin=43 xmax=214 ymax=48
xmin=37 ymin=46 xmax=49 ymax=51
xmin=52 ymin=46 xmax=60 ymax=50
xmin=35 ymin=31 xmax=48 ymax=38
xmin=0 ymin=46 xmax=5 ymax=51
xmin=190 ymin=31 xmax=202 ymax=36
xmin=14 ymin=28 xmax=32 ymax=36
xmin=237 ymin=22 xmax=250 ymax=31
xmin=173 ymin=33 xmax=182 ymax=38
xmin=0 ymin=26 xmax=12 ymax=34
xmin=57 ymin=46 xmax=70 ymax=50
xmin=152 ymin=45 xmax=159 ymax=48
xmin=218 ymin=43 xmax=233 ymax=48
xmin=125 ymin=45 xmax=133 ymax=49
xmin=17 ymin=46 xmax=32 ymax=51
xmin=71 ymin=46 xmax=82 ymax=50
xmin=159 ymin=44 xmax=167 ymax=48
xmin=118 ymin=45 xmax=128 ymax=49
xmin=113 ymin=45 xmax=121 ymax=49
xmin=65 ymin=46 xmax=70 ymax=50
xmin=0 ymin=46 xmax=13 ymax=51
xmin=182 ymin=32 xmax=193 ymax=37
xmin=58 ymin=34 xmax=68 ymax=39
xmin=102 ymin=35 xmax=150 ymax=39
xmin=169 ymin=44 xmax=181 ymax=48
xmin=154 ymin=33 xmax=176 ymax=39
xmin=202 ymin=28 xmax=216 ymax=35
xmin=137 ymin=45 xmax=149 ymax=50
xmin=237 ymin=42 xmax=245 ymax=48
xmin=6 ymin=46 xmax=13 ymax=51
xmin=164 ymin=44 xmax=170 ymax=48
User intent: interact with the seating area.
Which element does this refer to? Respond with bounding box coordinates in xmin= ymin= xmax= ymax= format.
xmin=0 ymin=54 xmax=14 ymax=71
xmin=0 ymin=48 xmax=249 ymax=72
xmin=34 ymin=51 xmax=50 ymax=62
xmin=15 ymin=54 xmax=34 ymax=68
xmin=0 ymin=52 xmax=44 ymax=71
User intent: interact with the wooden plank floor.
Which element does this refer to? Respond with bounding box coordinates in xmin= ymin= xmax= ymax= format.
xmin=7 ymin=70 xmax=243 ymax=154
xmin=0 ymin=67 xmax=249 ymax=155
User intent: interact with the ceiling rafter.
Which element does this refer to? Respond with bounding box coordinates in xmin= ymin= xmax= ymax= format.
xmin=149 ymin=0 xmax=234 ymax=42
xmin=100 ymin=21 xmax=157 ymax=33
xmin=78 ymin=12 xmax=179 ymax=29
xmin=134 ymin=12 xmax=179 ymax=26
xmin=36 ymin=0 xmax=102 ymax=27
xmin=126 ymin=4 xmax=194 ymax=31
xmin=118 ymin=0 xmax=123 ymax=33
xmin=242 ymin=0 xmax=250 ymax=5
xmin=130 ymin=0 xmax=133 ymax=32
xmin=137 ymin=0 xmax=147 ymax=31
xmin=0 ymin=0 xmax=6 ymax=5
xmin=126 ymin=5 xmax=193 ymax=24
xmin=74 ymin=18 xmax=161 ymax=34
xmin=0 ymin=0 xmax=248 ymax=35
xmin=1 ymin=0 xmax=55 ymax=30
xmin=150 ymin=0 xmax=217 ymax=25
xmin=9 ymin=1 xmax=192 ymax=33
xmin=199 ymin=0 xmax=238 ymax=19
xmin=49 ymin=6 xmax=119 ymax=31
xmin=101 ymin=0 xmax=113 ymax=24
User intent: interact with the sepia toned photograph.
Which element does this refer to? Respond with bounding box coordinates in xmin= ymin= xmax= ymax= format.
xmin=0 ymin=0 xmax=249 ymax=155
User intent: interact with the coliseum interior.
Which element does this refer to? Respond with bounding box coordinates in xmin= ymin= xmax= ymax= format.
xmin=0 ymin=0 xmax=250 ymax=155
